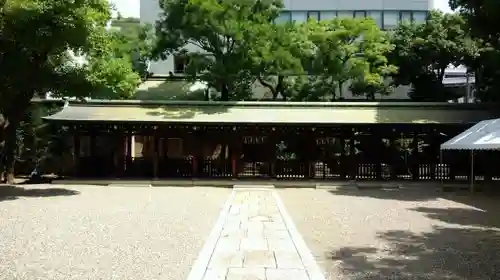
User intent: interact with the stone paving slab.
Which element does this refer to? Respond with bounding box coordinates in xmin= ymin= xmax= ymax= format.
xmin=190 ymin=189 xmax=326 ymax=280
xmin=266 ymin=269 xmax=310 ymax=280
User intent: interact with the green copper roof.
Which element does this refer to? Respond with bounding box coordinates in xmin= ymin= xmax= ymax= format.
xmin=42 ymin=101 xmax=498 ymax=124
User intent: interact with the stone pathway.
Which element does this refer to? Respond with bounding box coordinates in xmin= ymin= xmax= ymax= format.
xmin=187 ymin=188 xmax=326 ymax=280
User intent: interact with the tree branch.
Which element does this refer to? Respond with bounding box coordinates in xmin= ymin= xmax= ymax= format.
xmin=257 ymin=76 xmax=278 ymax=99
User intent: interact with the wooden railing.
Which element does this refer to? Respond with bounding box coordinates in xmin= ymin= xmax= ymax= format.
xmin=70 ymin=152 xmax=500 ymax=182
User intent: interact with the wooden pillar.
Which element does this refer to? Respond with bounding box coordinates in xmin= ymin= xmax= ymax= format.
xmin=113 ymin=130 xmax=125 ymax=177
xmin=89 ymin=132 xmax=97 ymax=177
xmin=90 ymin=134 xmax=96 ymax=158
xmin=349 ymin=130 xmax=356 ymax=180
xmin=158 ymin=136 xmax=164 ymax=178
xmin=411 ymin=132 xmax=419 ymax=180
xmin=340 ymin=135 xmax=346 ymax=180
xmin=125 ymin=133 xmax=132 ymax=175
xmin=389 ymin=133 xmax=398 ymax=180
xmin=375 ymin=131 xmax=383 ymax=180
xmin=73 ymin=133 xmax=80 ymax=177
xmin=430 ymin=131 xmax=437 ymax=180
xmin=231 ymin=136 xmax=237 ymax=178
xmin=231 ymin=130 xmax=241 ymax=178
xmin=153 ymin=132 xmax=159 ymax=178
xmin=192 ymin=131 xmax=200 ymax=177
xmin=270 ymin=128 xmax=278 ymax=179
xmin=305 ymin=130 xmax=314 ymax=180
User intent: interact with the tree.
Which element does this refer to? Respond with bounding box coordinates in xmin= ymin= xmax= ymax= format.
xmin=347 ymin=20 xmax=397 ymax=100
xmin=110 ymin=18 xmax=155 ymax=80
xmin=292 ymin=17 xmax=395 ymax=101
xmin=246 ymin=22 xmax=312 ymax=100
xmin=0 ymin=0 xmax=140 ymax=183
xmin=450 ymin=0 xmax=500 ymax=47
xmin=153 ymin=0 xmax=283 ymax=101
xmin=450 ymin=0 xmax=500 ymax=102
xmin=389 ymin=10 xmax=469 ymax=101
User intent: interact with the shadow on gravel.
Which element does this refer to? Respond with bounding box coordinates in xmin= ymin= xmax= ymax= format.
xmin=329 ymin=186 xmax=500 ymax=207
xmin=328 ymin=187 xmax=442 ymax=202
xmin=0 ymin=185 xmax=79 ymax=202
xmin=329 ymin=227 xmax=500 ymax=280
xmin=411 ymin=205 xmax=500 ymax=229
xmin=328 ymin=188 xmax=500 ymax=279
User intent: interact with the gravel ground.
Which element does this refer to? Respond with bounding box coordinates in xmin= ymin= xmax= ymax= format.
xmin=279 ymin=187 xmax=500 ymax=280
xmin=0 ymin=185 xmax=230 ymax=280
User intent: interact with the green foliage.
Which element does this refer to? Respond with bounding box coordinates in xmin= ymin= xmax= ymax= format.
xmin=153 ymin=0 xmax=283 ymax=100
xmin=289 ymin=76 xmax=336 ymax=101
xmin=110 ymin=18 xmax=155 ymax=80
xmin=0 ymin=0 xmax=140 ymax=182
xmin=450 ymin=0 xmax=500 ymax=45
xmin=450 ymin=0 xmax=500 ymax=102
xmin=293 ymin=17 xmax=396 ymax=100
xmin=152 ymin=0 xmax=396 ymax=101
xmin=389 ymin=10 xmax=469 ymax=101
xmin=246 ymin=22 xmax=311 ymax=100
xmin=15 ymin=103 xmax=66 ymax=175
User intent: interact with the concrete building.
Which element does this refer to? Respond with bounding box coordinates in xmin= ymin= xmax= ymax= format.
xmin=274 ymin=0 xmax=430 ymax=27
xmin=139 ymin=0 xmax=442 ymax=100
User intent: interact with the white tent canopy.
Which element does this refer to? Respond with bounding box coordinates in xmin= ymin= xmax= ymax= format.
xmin=441 ymin=119 xmax=500 ymax=150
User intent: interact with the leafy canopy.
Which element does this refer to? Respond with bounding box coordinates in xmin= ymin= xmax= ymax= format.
xmin=389 ymin=10 xmax=469 ymax=101
xmin=292 ymin=17 xmax=395 ymax=101
xmin=153 ymin=0 xmax=283 ymax=100
xmin=245 ymin=22 xmax=313 ymax=100
xmin=0 ymin=0 xmax=140 ymax=182
xmin=110 ymin=18 xmax=155 ymax=80
xmin=449 ymin=0 xmax=500 ymax=102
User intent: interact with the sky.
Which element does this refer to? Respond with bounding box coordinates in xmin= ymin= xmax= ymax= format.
xmin=110 ymin=0 xmax=140 ymax=18
xmin=109 ymin=0 xmax=454 ymax=19
xmin=433 ymin=0 xmax=453 ymax=13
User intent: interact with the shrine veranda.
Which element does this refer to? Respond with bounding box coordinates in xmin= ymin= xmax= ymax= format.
xmin=41 ymin=100 xmax=500 ymax=182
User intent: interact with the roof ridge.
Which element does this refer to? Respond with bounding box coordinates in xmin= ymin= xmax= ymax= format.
xmin=59 ymin=99 xmax=491 ymax=109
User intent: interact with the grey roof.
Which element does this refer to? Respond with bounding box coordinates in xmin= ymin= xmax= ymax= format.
xmin=441 ymin=119 xmax=500 ymax=150
xmin=42 ymin=100 xmax=497 ymax=124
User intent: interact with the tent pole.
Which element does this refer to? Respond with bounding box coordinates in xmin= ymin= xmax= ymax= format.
xmin=470 ymin=150 xmax=475 ymax=193
xmin=440 ymin=149 xmax=443 ymax=190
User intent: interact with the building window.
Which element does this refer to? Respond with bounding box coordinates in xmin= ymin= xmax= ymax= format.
xmin=400 ymin=11 xmax=412 ymax=23
xmin=354 ymin=11 xmax=366 ymax=18
xmin=383 ymin=11 xmax=399 ymax=29
xmin=307 ymin=11 xmax=320 ymax=21
xmin=413 ymin=11 xmax=427 ymax=24
xmin=337 ymin=11 xmax=353 ymax=18
xmin=320 ymin=11 xmax=336 ymax=20
xmin=173 ymin=55 xmax=187 ymax=74
xmin=276 ymin=11 xmax=291 ymax=24
xmin=367 ymin=11 xmax=383 ymax=28
xmin=291 ymin=11 xmax=307 ymax=23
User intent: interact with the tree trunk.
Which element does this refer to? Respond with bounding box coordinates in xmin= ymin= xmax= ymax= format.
xmin=1 ymin=95 xmax=31 ymax=184
xmin=257 ymin=76 xmax=278 ymax=100
xmin=0 ymin=119 xmax=7 ymax=182
xmin=2 ymin=118 xmax=19 ymax=184
xmin=0 ymin=146 xmax=4 ymax=183
xmin=220 ymin=83 xmax=229 ymax=101
xmin=332 ymin=82 xmax=343 ymax=101
xmin=204 ymin=88 xmax=210 ymax=101
xmin=338 ymin=82 xmax=344 ymax=100
xmin=276 ymin=76 xmax=286 ymax=101
xmin=437 ymin=67 xmax=446 ymax=83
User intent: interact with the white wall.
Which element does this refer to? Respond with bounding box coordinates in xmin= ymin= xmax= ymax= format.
xmin=285 ymin=0 xmax=431 ymax=11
